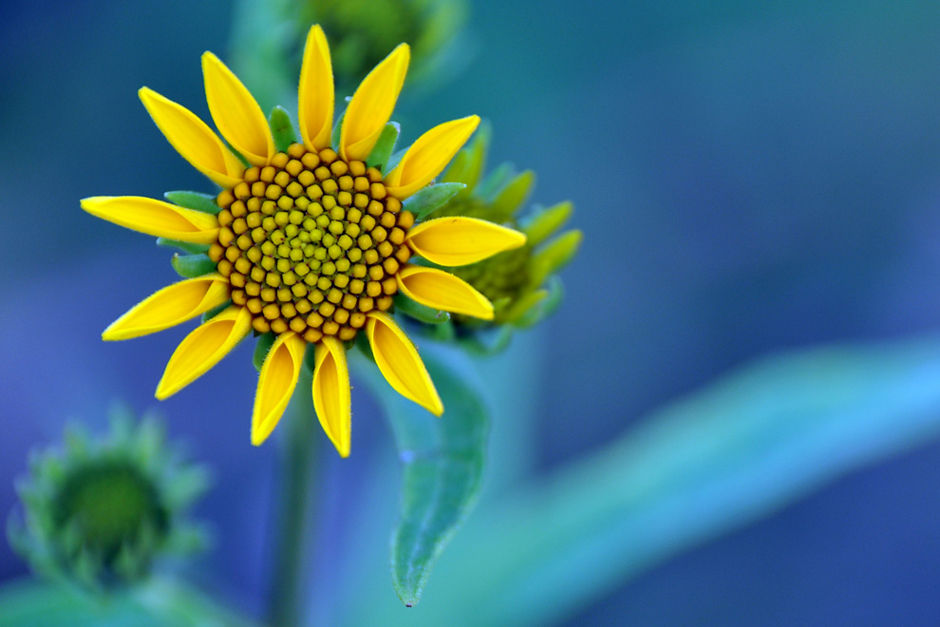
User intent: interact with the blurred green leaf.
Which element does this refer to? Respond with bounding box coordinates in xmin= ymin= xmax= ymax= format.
xmin=354 ymin=335 xmax=940 ymax=626
xmin=0 ymin=576 xmax=257 ymax=627
xmin=355 ymin=350 xmax=488 ymax=607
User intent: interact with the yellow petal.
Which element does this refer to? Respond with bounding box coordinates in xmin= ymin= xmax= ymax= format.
xmin=298 ymin=25 xmax=334 ymax=151
xmin=312 ymin=337 xmax=352 ymax=457
xmin=396 ymin=265 xmax=494 ymax=320
xmin=81 ymin=196 xmax=219 ymax=244
xmin=202 ymin=52 xmax=274 ymax=166
xmin=366 ymin=312 xmax=442 ymax=416
xmin=339 ymin=44 xmax=410 ymax=161
xmin=138 ymin=87 xmax=244 ymax=187
xmin=103 ymin=275 xmax=230 ymax=341
xmin=406 ymin=216 xmax=527 ymax=266
xmin=384 ymin=116 xmax=480 ymax=199
xmin=155 ymin=306 xmax=251 ymax=399
xmin=251 ymin=333 xmax=306 ymax=446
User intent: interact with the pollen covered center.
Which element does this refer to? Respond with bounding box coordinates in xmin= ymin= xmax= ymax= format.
xmin=209 ymin=143 xmax=413 ymax=342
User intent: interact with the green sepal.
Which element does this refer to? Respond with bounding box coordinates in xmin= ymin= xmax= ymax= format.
xmin=442 ymin=123 xmax=489 ymax=193
xmin=171 ymin=254 xmax=217 ymax=278
xmin=156 ymin=238 xmax=210 ymax=255
xmin=384 ymin=146 xmax=408 ymax=174
xmin=252 ymin=332 xmax=276 ymax=372
xmin=522 ymin=201 xmax=574 ymax=247
xmin=164 ymin=191 xmax=220 ymax=215
xmin=403 ymin=182 xmax=466 ymax=220
xmin=474 ymin=163 xmax=514 ymax=201
xmin=394 ymin=293 xmax=451 ymax=324
xmin=269 ymin=106 xmax=297 ymax=152
xmin=489 ymin=170 xmax=535 ymax=221
xmin=530 ymin=230 xmax=582 ymax=286
xmin=331 ymin=107 xmax=347 ymax=151
xmin=367 ymin=122 xmax=401 ymax=171
xmin=508 ymin=289 xmax=550 ymax=328
xmin=201 ymin=302 xmax=230 ymax=323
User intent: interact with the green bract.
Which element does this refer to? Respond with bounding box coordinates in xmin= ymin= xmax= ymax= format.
xmin=423 ymin=126 xmax=582 ymax=345
xmin=7 ymin=409 xmax=210 ymax=589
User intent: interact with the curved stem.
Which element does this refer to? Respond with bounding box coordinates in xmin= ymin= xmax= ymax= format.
xmin=267 ymin=366 xmax=319 ymax=627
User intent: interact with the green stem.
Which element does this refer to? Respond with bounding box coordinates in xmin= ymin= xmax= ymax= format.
xmin=267 ymin=365 xmax=318 ymax=627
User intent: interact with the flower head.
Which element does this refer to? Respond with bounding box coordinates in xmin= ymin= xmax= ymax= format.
xmin=81 ymin=26 xmax=525 ymax=456
xmin=8 ymin=410 xmax=209 ymax=588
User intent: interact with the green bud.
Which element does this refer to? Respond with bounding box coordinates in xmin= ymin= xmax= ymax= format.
xmin=7 ymin=409 xmax=210 ymax=589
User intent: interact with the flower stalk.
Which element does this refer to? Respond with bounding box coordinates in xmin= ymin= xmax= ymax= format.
xmin=268 ymin=361 xmax=320 ymax=627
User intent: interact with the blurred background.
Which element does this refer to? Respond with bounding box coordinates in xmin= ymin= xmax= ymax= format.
xmin=2 ymin=0 xmax=940 ymax=625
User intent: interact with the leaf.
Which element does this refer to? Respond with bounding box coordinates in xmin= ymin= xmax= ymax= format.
xmin=402 ymin=183 xmax=466 ymax=220
xmin=164 ymin=191 xmax=220 ymax=215
xmin=0 ymin=576 xmax=258 ymax=626
xmin=268 ymin=106 xmax=297 ymax=153
xmin=354 ymin=350 xmax=488 ymax=607
xmin=353 ymin=335 xmax=940 ymax=626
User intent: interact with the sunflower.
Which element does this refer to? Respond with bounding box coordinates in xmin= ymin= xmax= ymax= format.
xmin=81 ymin=25 xmax=525 ymax=457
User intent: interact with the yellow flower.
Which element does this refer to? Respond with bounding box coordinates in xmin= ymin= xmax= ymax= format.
xmin=81 ymin=25 xmax=524 ymax=457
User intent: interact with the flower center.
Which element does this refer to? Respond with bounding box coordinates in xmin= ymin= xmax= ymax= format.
xmin=209 ymin=143 xmax=413 ymax=342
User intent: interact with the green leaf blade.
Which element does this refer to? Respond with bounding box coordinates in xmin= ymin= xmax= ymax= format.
xmin=359 ymin=351 xmax=488 ymax=607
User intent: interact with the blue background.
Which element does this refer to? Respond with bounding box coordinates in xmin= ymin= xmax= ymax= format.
xmin=2 ymin=0 xmax=940 ymax=624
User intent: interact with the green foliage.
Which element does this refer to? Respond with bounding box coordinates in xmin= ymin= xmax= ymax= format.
xmin=0 ymin=576 xmax=257 ymax=627
xmin=352 ymin=335 xmax=940 ymax=625
xmin=354 ymin=349 xmax=488 ymax=606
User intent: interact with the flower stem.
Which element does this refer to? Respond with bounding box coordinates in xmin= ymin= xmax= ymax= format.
xmin=268 ymin=365 xmax=318 ymax=627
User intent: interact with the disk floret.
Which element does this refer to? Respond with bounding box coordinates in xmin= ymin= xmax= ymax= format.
xmin=209 ymin=143 xmax=414 ymax=342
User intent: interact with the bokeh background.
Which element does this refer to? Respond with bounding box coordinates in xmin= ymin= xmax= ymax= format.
xmin=3 ymin=0 xmax=940 ymax=624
